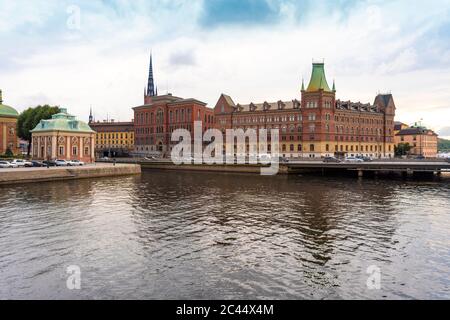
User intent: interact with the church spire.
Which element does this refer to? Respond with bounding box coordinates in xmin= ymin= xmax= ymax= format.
xmin=301 ymin=78 xmax=305 ymax=92
xmin=147 ymin=52 xmax=156 ymax=97
xmin=89 ymin=107 xmax=93 ymax=123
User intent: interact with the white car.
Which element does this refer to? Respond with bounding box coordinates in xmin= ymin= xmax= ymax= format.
xmin=68 ymin=160 xmax=84 ymax=166
xmin=10 ymin=159 xmax=26 ymax=167
xmin=345 ymin=157 xmax=364 ymax=163
xmin=0 ymin=161 xmax=13 ymax=168
xmin=55 ymin=159 xmax=69 ymax=166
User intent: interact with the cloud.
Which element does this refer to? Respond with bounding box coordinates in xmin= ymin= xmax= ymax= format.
xmin=0 ymin=0 xmax=450 ymax=132
xmin=169 ymin=50 xmax=197 ymax=67
xmin=438 ymin=127 xmax=450 ymax=138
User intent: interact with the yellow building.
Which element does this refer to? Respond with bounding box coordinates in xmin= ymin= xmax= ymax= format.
xmin=89 ymin=120 xmax=134 ymax=157
xmin=0 ymin=89 xmax=19 ymax=155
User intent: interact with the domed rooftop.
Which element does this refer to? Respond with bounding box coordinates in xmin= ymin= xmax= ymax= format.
xmin=31 ymin=108 xmax=95 ymax=134
xmin=0 ymin=90 xmax=19 ymax=118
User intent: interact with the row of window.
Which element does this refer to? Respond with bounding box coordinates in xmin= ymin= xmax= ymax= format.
xmin=96 ymin=140 xmax=131 ymax=145
xmin=225 ymin=113 xmax=387 ymax=125
xmin=97 ymin=132 xmax=133 ymax=139
xmin=34 ymin=145 xmax=90 ymax=157
xmin=136 ymin=109 xmax=215 ymax=125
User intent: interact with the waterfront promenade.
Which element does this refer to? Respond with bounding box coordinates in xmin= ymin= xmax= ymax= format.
xmin=0 ymin=163 xmax=141 ymax=185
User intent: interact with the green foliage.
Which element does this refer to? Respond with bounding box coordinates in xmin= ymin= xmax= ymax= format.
xmin=4 ymin=147 xmax=13 ymax=158
xmin=17 ymin=105 xmax=60 ymax=155
xmin=395 ymin=143 xmax=411 ymax=157
xmin=438 ymin=138 xmax=450 ymax=152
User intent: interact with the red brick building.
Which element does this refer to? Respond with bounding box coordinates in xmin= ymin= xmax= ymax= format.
xmin=214 ymin=62 xmax=396 ymax=158
xmin=133 ymin=54 xmax=214 ymax=156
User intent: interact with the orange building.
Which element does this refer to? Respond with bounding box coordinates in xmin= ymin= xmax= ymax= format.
xmin=395 ymin=126 xmax=438 ymax=158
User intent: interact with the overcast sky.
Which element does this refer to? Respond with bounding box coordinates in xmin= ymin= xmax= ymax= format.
xmin=1 ymin=0 xmax=450 ymax=137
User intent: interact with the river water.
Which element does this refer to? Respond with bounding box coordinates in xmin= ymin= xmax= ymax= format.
xmin=0 ymin=171 xmax=449 ymax=299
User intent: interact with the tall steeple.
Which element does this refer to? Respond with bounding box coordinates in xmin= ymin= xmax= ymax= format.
xmin=89 ymin=107 xmax=93 ymax=123
xmin=147 ymin=53 xmax=156 ymax=97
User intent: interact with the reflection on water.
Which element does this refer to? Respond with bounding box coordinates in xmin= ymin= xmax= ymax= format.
xmin=0 ymin=171 xmax=449 ymax=299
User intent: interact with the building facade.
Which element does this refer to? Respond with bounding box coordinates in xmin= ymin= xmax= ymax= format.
xmin=395 ymin=126 xmax=438 ymax=158
xmin=31 ymin=108 xmax=96 ymax=163
xmin=214 ymin=62 xmax=396 ymax=158
xmin=133 ymin=54 xmax=215 ymax=157
xmin=0 ymin=89 xmax=19 ymax=155
xmin=89 ymin=117 xmax=134 ymax=158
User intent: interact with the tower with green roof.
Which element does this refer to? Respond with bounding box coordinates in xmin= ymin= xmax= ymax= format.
xmin=0 ymin=89 xmax=20 ymax=155
xmin=301 ymin=61 xmax=336 ymax=158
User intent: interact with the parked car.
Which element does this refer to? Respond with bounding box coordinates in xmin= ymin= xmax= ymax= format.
xmin=43 ymin=160 xmax=57 ymax=167
xmin=55 ymin=159 xmax=69 ymax=166
xmin=323 ymin=156 xmax=341 ymax=163
xmin=0 ymin=161 xmax=13 ymax=168
xmin=415 ymin=155 xmax=426 ymax=160
xmin=23 ymin=160 xmax=33 ymax=167
xmin=31 ymin=160 xmax=45 ymax=167
xmin=356 ymin=156 xmax=373 ymax=162
xmin=345 ymin=157 xmax=364 ymax=163
xmin=279 ymin=156 xmax=289 ymax=163
xmin=10 ymin=159 xmax=26 ymax=167
xmin=68 ymin=160 xmax=84 ymax=166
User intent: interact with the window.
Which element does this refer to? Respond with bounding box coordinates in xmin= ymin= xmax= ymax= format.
xmin=59 ymin=146 xmax=64 ymax=156
xmin=310 ymin=144 xmax=315 ymax=152
xmin=72 ymin=146 xmax=78 ymax=156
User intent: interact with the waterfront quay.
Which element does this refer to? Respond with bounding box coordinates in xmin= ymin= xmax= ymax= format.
xmin=0 ymin=163 xmax=141 ymax=185
xmin=99 ymin=158 xmax=450 ymax=177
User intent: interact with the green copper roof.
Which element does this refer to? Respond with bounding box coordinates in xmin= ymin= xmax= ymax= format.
xmin=31 ymin=108 xmax=95 ymax=133
xmin=0 ymin=90 xmax=19 ymax=118
xmin=306 ymin=63 xmax=332 ymax=92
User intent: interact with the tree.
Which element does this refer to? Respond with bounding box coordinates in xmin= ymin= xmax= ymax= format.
xmin=17 ymin=105 xmax=60 ymax=156
xmin=4 ymin=147 xmax=13 ymax=158
xmin=438 ymin=138 xmax=450 ymax=152
xmin=395 ymin=143 xmax=412 ymax=157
